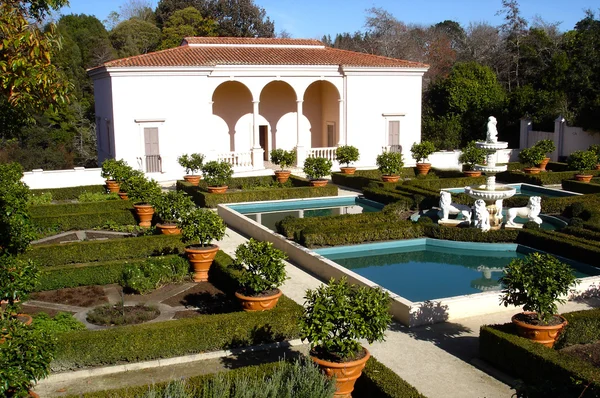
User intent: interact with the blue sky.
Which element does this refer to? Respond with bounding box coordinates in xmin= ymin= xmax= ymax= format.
xmin=59 ymin=0 xmax=597 ymax=38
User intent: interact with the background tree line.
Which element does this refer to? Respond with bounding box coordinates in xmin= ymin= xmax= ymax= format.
xmin=323 ymin=2 xmax=600 ymax=151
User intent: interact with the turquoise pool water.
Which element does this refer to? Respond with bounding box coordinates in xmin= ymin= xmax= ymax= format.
xmin=316 ymin=239 xmax=596 ymax=302
xmin=444 ymin=183 xmax=578 ymax=198
xmin=229 ymin=197 xmax=383 ymax=231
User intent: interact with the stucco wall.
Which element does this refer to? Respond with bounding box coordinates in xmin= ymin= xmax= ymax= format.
xmin=93 ymin=77 xmax=114 ymax=163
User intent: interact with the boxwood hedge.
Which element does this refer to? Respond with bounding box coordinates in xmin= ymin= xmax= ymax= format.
xmin=30 ymin=185 xmax=106 ymax=201
xmin=561 ymin=178 xmax=600 ymax=194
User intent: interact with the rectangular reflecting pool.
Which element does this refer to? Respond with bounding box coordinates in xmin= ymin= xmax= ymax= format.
xmin=228 ymin=196 xmax=383 ymax=231
xmin=316 ymin=239 xmax=597 ymax=302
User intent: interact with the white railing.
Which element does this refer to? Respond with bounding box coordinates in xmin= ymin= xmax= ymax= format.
xmin=307 ymin=147 xmax=337 ymax=162
xmin=381 ymin=145 xmax=402 ymax=153
xmin=216 ymin=151 xmax=253 ymax=171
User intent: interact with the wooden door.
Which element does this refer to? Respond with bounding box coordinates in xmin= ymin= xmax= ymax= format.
xmin=259 ymin=125 xmax=268 ymax=161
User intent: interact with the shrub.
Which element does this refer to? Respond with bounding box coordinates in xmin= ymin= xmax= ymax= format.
xmin=458 ymin=141 xmax=486 ymax=170
xmin=567 ymin=150 xmax=597 ymax=173
xmin=202 ymin=161 xmax=233 ymax=187
xmin=0 ymin=162 xmax=35 ymax=255
xmin=376 ymin=152 xmax=404 ymax=176
xmin=534 ymin=139 xmax=556 ymax=156
xmin=335 ymin=145 xmax=359 ymax=167
xmin=30 ymin=185 xmax=105 ymax=201
xmin=234 ymin=239 xmax=287 ymax=295
xmin=270 ymin=149 xmax=296 ymax=170
xmin=100 ymin=159 xmax=130 ymax=182
xmin=31 ymin=209 xmax=137 ymax=234
xmin=518 ymin=146 xmax=545 ymax=167
xmin=300 ymin=277 xmax=391 ymax=359
xmin=0 ymin=256 xmax=39 ymax=309
xmin=499 ymin=252 xmax=579 ymax=323
xmin=303 ymin=157 xmax=332 ymax=180
xmin=27 ymin=192 xmax=53 ymax=206
xmin=410 ymin=141 xmax=436 ymax=163
xmin=562 ymin=179 xmax=600 ymax=194
xmin=77 ymin=192 xmax=119 ymax=202
xmin=588 ymin=144 xmax=600 ymax=164
xmin=32 ymin=312 xmax=86 ymax=335
xmin=354 ymin=357 xmax=427 ymax=398
xmin=122 ymin=256 xmax=189 ymax=294
xmin=177 ymin=153 xmax=205 ymax=175
xmin=120 ymin=173 xmax=162 ymax=204
xmin=153 ymin=191 xmax=195 ymax=223
xmin=179 ymin=208 xmax=226 ymax=247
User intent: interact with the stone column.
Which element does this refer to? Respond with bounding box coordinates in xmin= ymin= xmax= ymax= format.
xmin=337 ymin=99 xmax=345 ymax=146
xmin=251 ymin=100 xmax=264 ymax=169
xmin=295 ymin=100 xmax=307 ymax=166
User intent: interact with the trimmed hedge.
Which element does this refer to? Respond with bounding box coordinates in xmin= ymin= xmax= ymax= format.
xmin=30 ymin=185 xmax=106 ymax=201
xmin=562 ymin=178 xmax=600 ymax=194
xmin=24 ymin=234 xmax=185 ymax=267
xmin=480 ymin=321 xmax=600 ymax=397
xmin=558 ymin=308 xmax=600 ymax=348
xmin=516 ymin=229 xmax=600 ymax=265
xmin=177 ymin=178 xmax=337 ymax=208
xmin=422 ymin=225 xmax=519 ymax=243
xmin=29 ymin=199 xmax=132 ymax=218
xmin=331 ymin=168 xmax=416 ymax=191
xmin=31 ymin=210 xmax=137 ymax=234
xmin=497 ymin=169 xmax=600 ymax=186
xmin=403 ymin=176 xmax=486 ymax=190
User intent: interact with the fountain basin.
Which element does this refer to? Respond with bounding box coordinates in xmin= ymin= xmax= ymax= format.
xmin=465 ymin=185 xmax=516 ymax=201
xmin=474 ymin=165 xmax=508 ymax=174
xmin=476 ymin=141 xmax=509 ymax=151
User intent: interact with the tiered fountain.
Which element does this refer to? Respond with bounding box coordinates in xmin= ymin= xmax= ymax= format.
xmin=464 ymin=116 xmax=516 ymax=230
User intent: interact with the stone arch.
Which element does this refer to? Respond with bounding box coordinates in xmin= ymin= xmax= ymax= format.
xmin=259 ymin=81 xmax=297 ymax=150
xmin=303 ymin=80 xmax=340 ymax=148
xmin=212 ymin=81 xmax=253 ymax=151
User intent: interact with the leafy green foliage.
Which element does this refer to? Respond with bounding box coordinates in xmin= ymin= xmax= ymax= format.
xmin=110 ymin=18 xmax=161 ymax=58
xmin=422 ymin=113 xmax=462 ymax=151
xmin=120 ymin=173 xmax=162 ymax=204
xmin=177 ymin=153 xmax=205 ymax=175
xmin=376 ymin=152 xmax=404 ymax=175
xmin=588 ymin=144 xmax=600 ymax=163
xmin=354 ymin=357 xmax=428 ymax=398
xmin=77 ymin=191 xmax=119 ymax=202
xmin=234 ymin=239 xmax=287 ymax=295
xmin=410 ymin=141 xmax=436 ymax=163
xmin=100 ymin=159 xmax=131 ymax=181
xmin=458 ymin=141 xmax=486 ymax=169
xmin=0 ymin=256 xmax=39 ymax=310
xmin=32 ymin=312 xmax=86 ymax=335
xmin=179 ymin=208 xmax=226 ymax=247
xmin=0 ymin=163 xmax=35 ymax=255
xmin=303 ymin=157 xmax=332 ymax=180
xmin=499 ymin=253 xmax=579 ymax=323
xmin=335 ymin=145 xmax=360 ymax=167
xmin=202 ymin=161 xmax=233 ymax=187
xmin=533 ymin=139 xmax=556 ymax=156
xmin=27 ymin=192 xmax=53 ymax=206
xmin=30 ymin=185 xmax=105 ymax=201
xmin=300 ymin=277 xmax=391 ymax=359
xmin=567 ymin=150 xmax=598 ymax=173
xmin=518 ymin=146 xmax=545 ymax=167
xmin=160 ymin=7 xmax=217 ymax=49
xmin=122 ymin=256 xmax=189 ymax=294
xmin=269 ymin=149 xmax=296 ymax=170
xmin=153 ymin=190 xmax=195 ymax=223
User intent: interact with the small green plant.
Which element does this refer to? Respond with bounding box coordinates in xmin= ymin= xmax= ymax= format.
xmin=119 ymin=173 xmax=162 ymax=204
xmin=518 ymin=146 xmax=546 ymax=168
xmin=202 ymin=161 xmax=233 ymax=187
xmin=588 ymin=144 xmax=600 ymax=164
xmin=270 ymin=149 xmax=296 ymax=170
xmin=27 ymin=192 xmax=53 ymax=206
xmin=234 ymin=239 xmax=287 ymax=295
xmin=77 ymin=191 xmax=118 ymax=202
xmin=499 ymin=252 xmax=579 ymax=324
xmin=410 ymin=141 xmax=436 ymax=163
xmin=0 ymin=256 xmax=39 ymax=311
xmin=86 ymin=303 xmax=160 ymax=326
xmin=376 ymin=151 xmax=404 ymax=176
xmin=32 ymin=312 xmax=86 ymax=335
xmin=300 ymin=277 xmax=391 ymax=360
xmin=534 ymin=139 xmax=556 ymax=156
xmin=568 ymin=150 xmax=597 ymax=173
xmin=335 ymin=146 xmax=359 ymax=167
xmin=153 ymin=191 xmax=195 ymax=223
xmin=177 ymin=153 xmax=205 ymax=175
xmin=459 ymin=141 xmax=486 ymax=170
xmin=179 ymin=208 xmax=226 ymax=247
xmin=101 ymin=159 xmax=132 ymax=182
xmin=303 ymin=157 xmax=332 ymax=180
xmin=122 ymin=256 xmax=189 ymax=294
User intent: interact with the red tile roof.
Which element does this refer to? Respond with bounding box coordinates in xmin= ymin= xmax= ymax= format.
xmin=99 ymin=37 xmax=428 ymax=69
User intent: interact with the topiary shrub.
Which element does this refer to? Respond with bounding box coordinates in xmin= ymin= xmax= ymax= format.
xmin=202 ymin=161 xmax=233 ymax=187
xmin=234 ymin=239 xmax=287 ymax=296
xmin=410 ymin=141 xmax=436 ymax=164
xmin=567 ymin=150 xmax=597 ymax=174
xmin=376 ymin=152 xmax=404 ymax=176
xmin=335 ymin=146 xmax=360 ymax=168
xmin=303 ymin=157 xmax=332 ymax=180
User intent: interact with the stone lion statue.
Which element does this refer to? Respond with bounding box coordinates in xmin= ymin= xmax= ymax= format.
xmin=507 ymin=196 xmax=542 ymax=226
xmin=438 ymin=191 xmax=472 ymax=222
xmin=486 ymin=116 xmax=498 ymax=144
xmin=474 ymin=199 xmax=491 ymax=232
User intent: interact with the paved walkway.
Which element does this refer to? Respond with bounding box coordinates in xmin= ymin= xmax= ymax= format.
xmin=33 ymin=185 xmax=600 ymax=397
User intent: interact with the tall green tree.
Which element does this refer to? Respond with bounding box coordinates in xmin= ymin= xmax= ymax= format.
xmin=160 ymin=6 xmax=217 ymax=49
xmin=111 ymin=18 xmax=161 ymax=57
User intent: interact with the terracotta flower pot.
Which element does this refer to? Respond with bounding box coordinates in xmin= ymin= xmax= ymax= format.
xmin=118 ymin=192 xmax=129 ymax=200
xmin=17 ymin=313 xmax=33 ymax=326
xmin=235 ymin=289 xmax=282 ymax=312
xmin=512 ymin=312 xmax=568 ymax=348
xmin=183 ymin=175 xmax=201 ymax=186
xmin=185 ymin=244 xmax=219 ymax=282
xmin=133 ymin=204 xmax=154 ymax=227
xmin=523 ymin=167 xmax=541 ymax=174
xmin=207 ymin=186 xmax=228 ymax=194
xmin=274 ymin=170 xmax=291 ymax=184
xmin=309 ymin=179 xmax=328 ymax=187
xmin=416 ymin=163 xmax=431 ymax=175
xmin=575 ymin=174 xmax=593 ymax=182
xmin=537 ymin=157 xmax=550 ymax=171
xmin=595 ymin=164 xmax=600 ymax=171
xmin=311 ymin=347 xmax=370 ymax=398
xmin=381 ymin=175 xmax=400 ymax=183
xmin=340 ymin=167 xmax=356 ymax=175
xmin=463 ymin=170 xmax=482 ymax=178
xmin=105 ymin=180 xmax=120 ymax=193
xmin=156 ymin=223 xmax=181 ymax=235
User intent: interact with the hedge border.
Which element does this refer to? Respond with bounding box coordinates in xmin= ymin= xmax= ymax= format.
xmin=30 ymin=185 xmax=106 ymax=201
xmin=497 ymin=169 xmax=600 ymax=186
xmin=561 ymin=178 xmax=600 ymax=194
xmin=29 ymin=200 xmax=132 ymax=218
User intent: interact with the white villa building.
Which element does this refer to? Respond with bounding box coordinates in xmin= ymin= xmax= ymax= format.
xmin=88 ymin=37 xmax=429 ymax=178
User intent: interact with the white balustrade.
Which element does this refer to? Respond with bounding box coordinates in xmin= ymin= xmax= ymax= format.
xmin=216 ymin=151 xmax=253 ymax=171
xmin=306 ymin=147 xmax=337 ymax=162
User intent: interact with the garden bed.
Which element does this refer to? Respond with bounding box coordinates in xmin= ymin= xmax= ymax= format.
xmin=163 ymin=282 xmax=237 ymax=315
xmin=30 ymin=285 xmax=108 ymax=307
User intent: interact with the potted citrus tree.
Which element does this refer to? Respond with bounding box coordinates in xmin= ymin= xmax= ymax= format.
xmin=179 ymin=208 xmax=226 ymax=282
xmin=177 ymin=153 xmax=205 ymax=186
xmin=567 ymin=150 xmax=597 ymax=182
xmin=270 ymin=149 xmax=296 ymax=183
xmin=458 ymin=141 xmax=486 ymax=177
xmin=233 ymin=239 xmax=287 ymax=311
xmin=153 ymin=191 xmax=195 ymax=235
xmin=120 ymin=173 xmax=162 ymax=227
xmin=518 ymin=146 xmax=545 ymax=174
xmin=335 ymin=145 xmax=360 ymax=175
xmin=202 ymin=161 xmax=233 ymax=193
xmin=499 ymin=252 xmax=579 ymax=347
xmin=533 ymin=139 xmax=556 ymax=170
xmin=410 ymin=141 xmax=436 ymax=175
xmin=303 ymin=157 xmax=332 ymax=187
xmin=300 ymin=277 xmax=391 ymax=397
xmin=376 ymin=151 xmax=404 ymax=182
xmin=100 ymin=159 xmax=131 ymax=194
xmin=588 ymin=144 xmax=600 ymax=170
